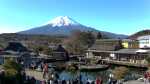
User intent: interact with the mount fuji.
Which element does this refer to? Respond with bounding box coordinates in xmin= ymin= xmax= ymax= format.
xmin=19 ymin=16 xmax=127 ymax=38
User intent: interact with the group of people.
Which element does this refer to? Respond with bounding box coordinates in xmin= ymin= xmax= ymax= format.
xmin=26 ymin=61 xmax=104 ymax=84
xmin=40 ymin=63 xmax=103 ymax=84
xmin=39 ymin=62 xmax=104 ymax=84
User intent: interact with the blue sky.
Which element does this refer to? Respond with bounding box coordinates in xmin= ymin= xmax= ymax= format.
xmin=0 ymin=0 xmax=150 ymax=35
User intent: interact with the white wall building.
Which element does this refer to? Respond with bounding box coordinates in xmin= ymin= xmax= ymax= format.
xmin=137 ymin=35 xmax=150 ymax=48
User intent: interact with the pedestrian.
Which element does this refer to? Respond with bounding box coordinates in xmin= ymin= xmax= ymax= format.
xmin=49 ymin=79 xmax=54 ymax=84
xmin=96 ymin=77 xmax=103 ymax=84
xmin=62 ymin=80 xmax=66 ymax=84
xmin=145 ymin=72 xmax=150 ymax=84
xmin=66 ymin=80 xmax=70 ymax=84
xmin=86 ymin=78 xmax=92 ymax=84
xmin=41 ymin=80 xmax=46 ymax=84
xmin=40 ymin=63 xmax=43 ymax=71
xmin=30 ymin=77 xmax=36 ymax=84
xmin=54 ymin=79 xmax=58 ymax=84
xmin=91 ymin=81 xmax=95 ymax=84
xmin=58 ymin=79 xmax=62 ymax=84
xmin=43 ymin=63 xmax=48 ymax=78
xmin=0 ymin=70 xmax=5 ymax=84
xmin=55 ymin=73 xmax=59 ymax=79
xmin=112 ymin=79 xmax=117 ymax=84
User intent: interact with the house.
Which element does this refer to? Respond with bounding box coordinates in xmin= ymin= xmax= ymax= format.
xmin=122 ymin=39 xmax=139 ymax=49
xmin=51 ymin=44 xmax=69 ymax=61
xmin=4 ymin=42 xmax=28 ymax=52
xmin=137 ymin=35 xmax=150 ymax=49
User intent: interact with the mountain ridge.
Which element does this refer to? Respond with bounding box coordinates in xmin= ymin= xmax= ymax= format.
xmin=129 ymin=29 xmax=150 ymax=39
xmin=19 ymin=16 xmax=127 ymax=39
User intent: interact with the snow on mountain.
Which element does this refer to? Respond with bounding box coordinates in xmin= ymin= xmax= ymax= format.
xmin=45 ymin=16 xmax=80 ymax=27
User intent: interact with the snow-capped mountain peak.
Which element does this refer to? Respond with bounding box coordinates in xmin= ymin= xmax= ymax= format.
xmin=46 ymin=16 xmax=80 ymax=27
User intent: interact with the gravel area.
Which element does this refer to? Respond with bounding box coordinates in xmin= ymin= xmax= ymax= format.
xmin=124 ymin=80 xmax=145 ymax=84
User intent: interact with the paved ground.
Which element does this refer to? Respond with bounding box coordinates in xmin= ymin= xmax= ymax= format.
xmin=25 ymin=69 xmax=44 ymax=81
xmin=124 ymin=80 xmax=144 ymax=84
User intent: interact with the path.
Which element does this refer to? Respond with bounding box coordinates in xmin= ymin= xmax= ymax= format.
xmin=25 ymin=69 xmax=44 ymax=81
xmin=124 ymin=80 xmax=144 ymax=84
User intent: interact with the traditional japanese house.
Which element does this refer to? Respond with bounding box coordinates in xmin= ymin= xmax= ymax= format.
xmin=0 ymin=42 xmax=34 ymax=66
xmin=51 ymin=44 xmax=69 ymax=61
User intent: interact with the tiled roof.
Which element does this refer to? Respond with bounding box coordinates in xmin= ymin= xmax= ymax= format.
xmin=89 ymin=44 xmax=116 ymax=51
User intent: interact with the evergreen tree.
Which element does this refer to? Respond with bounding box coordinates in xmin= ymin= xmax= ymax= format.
xmin=115 ymin=39 xmax=124 ymax=50
xmin=3 ymin=58 xmax=23 ymax=84
xmin=97 ymin=32 xmax=102 ymax=39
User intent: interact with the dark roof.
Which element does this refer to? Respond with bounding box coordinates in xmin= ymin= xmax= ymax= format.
xmin=89 ymin=39 xmax=120 ymax=51
xmin=4 ymin=42 xmax=28 ymax=52
xmin=129 ymin=29 xmax=150 ymax=40
xmin=89 ymin=44 xmax=116 ymax=51
xmin=114 ymin=49 xmax=150 ymax=54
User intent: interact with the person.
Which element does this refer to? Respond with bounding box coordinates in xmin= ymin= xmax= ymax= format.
xmin=43 ymin=63 xmax=48 ymax=78
xmin=49 ymin=79 xmax=54 ymax=84
xmin=58 ymin=79 xmax=62 ymax=84
xmin=96 ymin=77 xmax=103 ymax=84
xmin=40 ymin=63 xmax=43 ymax=71
xmin=86 ymin=78 xmax=92 ymax=84
xmin=41 ymin=80 xmax=46 ymax=84
xmin=55 ymin=73 xmax=59 ymax=79
xmin=0 ymin=70 xmax=5 ymax=84
xmin=66 ymin=80 xmax=70 ymax=84
xmin=144 ymin=72 xmax=150 ymax=84
xmin=31 ymin=62 xmax=35 ymax=70
xmin=86 ymin=81 xmax=90 ymax=84
xmin=79 ymin=74 xmax=82 ymax=84
xmin=91 ymin=81 xmax=95 ymax=84
xmin=62 ymin=79 xmax=66 ymax=84
xmin=108 ymin=78 xmax=112 ymax=84
xmin=69 ymin=79 xmax=73 ymax=84
xmin=30 ymin=77 xmax=36 ymax=84
xmin=112 ymin=79 xmax=117 ymax=84
xmin=54 ymin=79 xmax=58 ymax=84
xmin=108 ymin=73 xmax=114 ymax=84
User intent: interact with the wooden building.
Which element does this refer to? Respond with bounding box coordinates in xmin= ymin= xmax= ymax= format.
xmin=52 ymin=44 xmax=69 ymax=61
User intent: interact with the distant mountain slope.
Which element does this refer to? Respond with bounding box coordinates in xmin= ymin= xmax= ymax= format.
xmin=129 ymin=29 xmax=150 ymax=39
xmin=19 ymin=16 xmax=127 ymax=39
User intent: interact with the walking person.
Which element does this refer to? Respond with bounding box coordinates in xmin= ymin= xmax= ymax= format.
xmin=62 ymin=79 xmax=66 ymax=84
xmin=96 ymin=77 xmax=103 ymax=84
xmin=49 ymin=79 xmax=54 ymax=84
xmin=144 ymin=72 xmax=150 ymax=84
xmin=41 ymin=80 xmax=46 ymax=84
xmin=43 ymin=63 xmax=48 ymax=78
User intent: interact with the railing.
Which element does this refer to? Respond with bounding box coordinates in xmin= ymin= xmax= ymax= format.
xmin=101 ymin=59 xmax=147 ymax=68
